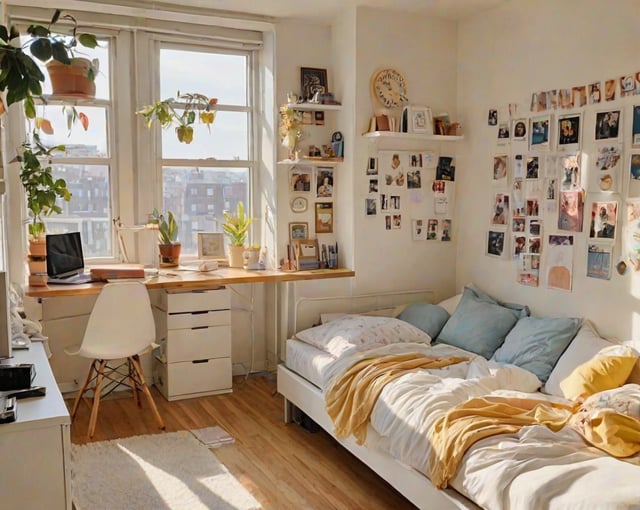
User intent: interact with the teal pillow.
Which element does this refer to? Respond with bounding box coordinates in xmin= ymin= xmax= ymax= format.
xmin=492 ymin=316 xmax=582 ymax=382
xmin=398 ymin=303 xmax=450 ymax=340
xmin=436 ymin=286 xmax=527 ymax=358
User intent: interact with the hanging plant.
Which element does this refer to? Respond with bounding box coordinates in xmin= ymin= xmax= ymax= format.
xmin=136 ymin=92 xmax=218 ymax=144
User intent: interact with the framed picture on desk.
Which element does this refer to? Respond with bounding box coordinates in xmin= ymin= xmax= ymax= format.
xmin=197 ymin=233 xmax=225 ymax=259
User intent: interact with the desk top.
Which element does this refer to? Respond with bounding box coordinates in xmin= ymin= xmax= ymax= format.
xmin=25 ymin=267 xmax=355 ymax=298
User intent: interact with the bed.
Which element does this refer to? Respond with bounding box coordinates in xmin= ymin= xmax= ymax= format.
xmin=276 ymin=285 xmax=640 ymax=510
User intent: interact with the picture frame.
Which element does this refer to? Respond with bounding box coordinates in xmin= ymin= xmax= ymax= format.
xmin=289 ymin=165 xmax=313 ymax=193
xmin=289 ymin=222 xmax=309 ymax=243
xmin=197 ymin=232 xmax=225 ymax=259
xmin=594 ymin=109 xmax=621 ymax=141
xmin=290 ymin=196 xmax=308 ymax=213
xmin=316 ymin=166 xmax=334 ymax=198
xmin=315 ymin=202 xmax=333 ymax=233
xmin=300 ymin=67 xmax=328 ymax=102
xmin=402 ymin=105 xmax=433 ymax=134
xmin=557 ymin=113 xmax=581 ymax=151
xmin=529 ymin=114 xmax=551 ymax=150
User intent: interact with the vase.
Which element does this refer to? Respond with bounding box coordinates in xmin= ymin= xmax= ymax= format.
xmin=242 ymin=247 xmax=261 ymax=270
xmin=228 ymin=244 xmax=245 ymax=268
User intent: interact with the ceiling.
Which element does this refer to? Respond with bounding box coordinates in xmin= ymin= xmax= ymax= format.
xmin=139 ymin=0 xmax=509 ymax=22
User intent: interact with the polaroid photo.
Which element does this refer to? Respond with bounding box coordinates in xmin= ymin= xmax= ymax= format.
xmin=491 ymin=192 xmax=510 ymax=226
xmin=380 ymin=151 xmax=406 ymax=187
xmin=497 ymin=122 xmax=510 ymax=144
xmin=559 ymin=152 xmax=582 ymax=191
xmin=529 ymin=114 xmax=551 ymax=151
xmin=426 ymin=219 xmax=438 ymax=240
xmin=557 ymin=113 xmax=581 ymax=151
xmin=488 ymin=109 xmax=498 ymax=125
xmin=441 ymin=219 xmax=452 ymax=241
xmin=390 ymin=195 xmax=400 ymax=210
xmin=368 ymin=178 xmax=379 ymax=194
xmin=512 ymin=234 xmax=526 ymax=259
xmin=620 ymin=75 xmax=636 ymax=98
xmin=512 ymin=118 xmax=527 ymax=141
xmin=594 ymin=109 xmax=621 ymax=141
xmin=407 ymin=169 xmax=421 ymax=189
xmin=392 ymin=214 xmax=402 ymax=229
xmin=526 ymin=155 xmax=540 ymax=180
xmin=380 ymin=193 xmax=389 ymax=211
xmin=587 ymin=243 xmax=612 ymax=280
xmin=412 ymin=219 xmax=426 ymax=241
xmin=367 ymin=157 xmax=378 ymax=175
xmin=316 ymin=166 xmax=334 ymax=198
xmin=512 ymin=216 xmax=525 ymax=233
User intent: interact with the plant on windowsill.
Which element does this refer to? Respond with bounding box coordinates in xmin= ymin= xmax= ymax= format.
xmin=0 ymin=9 xmax=99 ymax=118
xmin=221 ymin=201 xmax=256 ymax=268
xmin=136 ymin=92 xmax=218 ymax=144
xmin=150 ymin=208 xmax=181 ymax=267
xmin=16 ymin=132 xmax=71 ymax=282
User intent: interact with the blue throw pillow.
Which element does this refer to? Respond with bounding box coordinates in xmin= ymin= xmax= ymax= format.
xmin=436 ymin=286 xmax=527 ymax=358
xmin=492 ymin=316 xmax=582 ymax=383
xmin=398 ymin=303 xmax=450 ymax=340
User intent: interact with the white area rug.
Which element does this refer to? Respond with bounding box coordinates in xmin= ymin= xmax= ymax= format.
xmin=71 ymin=431 xmax=261 ymax=510
xmin=190 ymin=425 xmax=235 ymax=448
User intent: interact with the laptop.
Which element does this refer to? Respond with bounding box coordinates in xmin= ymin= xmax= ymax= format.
xmin=46 ymin=232 xmax=96 ymax=285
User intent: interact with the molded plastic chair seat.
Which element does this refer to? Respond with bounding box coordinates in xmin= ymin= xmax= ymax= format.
xmin=65 ymin=281 xmax=165 ymax=437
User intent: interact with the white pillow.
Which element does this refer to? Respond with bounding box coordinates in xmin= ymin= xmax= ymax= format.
xmin=544 ymin=320 xmax=615 ymax=397
xmin=320 ymin=305 xmax=408 ymax=324
xmin=437 ymin=293 xmax=462 ymax=315
xmin=295 ymin=314 xmax=432 ymax=358
xmin=320 ymin=312 xmax=347 ymax=324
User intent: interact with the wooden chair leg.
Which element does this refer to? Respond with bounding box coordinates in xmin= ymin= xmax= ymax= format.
xmin=128 ymin=358 xmax=141 ymax=407
xmin=71 ymin=359 xmax=97 ymax=421
xmin=88 ymin=359 xmax=107 ymax=438
xmin=130 ymin=355 xmax=165 ymax=430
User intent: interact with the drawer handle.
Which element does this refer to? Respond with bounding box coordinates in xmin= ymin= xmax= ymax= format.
xmin=192 ymin=326 xmax=209 ymax=331
xmin=192 ymin=359 xmax=209 ymax=364
xmin=191 ymin=311 xmax=209 ymax=315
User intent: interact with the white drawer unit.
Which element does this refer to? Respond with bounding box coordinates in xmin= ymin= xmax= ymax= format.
xmin=151 ymin=287 xmax=232 ymax=401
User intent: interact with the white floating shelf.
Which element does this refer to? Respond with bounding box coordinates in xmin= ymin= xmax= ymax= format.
xmin=362 ymin=131 xmax=464 ymax=142
xmin=286 ymin=103 xmax=343 ymax=111
xmin=277 ymin=157 xmax=343 ymax=165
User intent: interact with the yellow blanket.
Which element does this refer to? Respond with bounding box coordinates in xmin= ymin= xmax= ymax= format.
xmin=428 ymin=395 xmax=640 ymax=489
xmin=325 ymin=353 xmax=467 ymax=445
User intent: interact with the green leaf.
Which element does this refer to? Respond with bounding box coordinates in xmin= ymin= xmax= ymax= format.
xmin=26 ymin=25 xmax=50 ymax=38
xmin=30 ymin=38 xmax=52 ymax=62
xmin=51 ymin=9 xmax=61 ymax=24
xmin=8 ymin=26 xmax=19 ymax=40
xmin=23 ymin=95 xmax=36 ymax=118
xmin=0 ymin=26 xmax=8 ymax=43
xmin=78 ymin=33 xmax=98 ymax=49
xmin=50 ymin=42 xmax=70 ymax=65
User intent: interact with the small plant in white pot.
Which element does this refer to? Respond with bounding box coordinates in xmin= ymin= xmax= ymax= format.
xmin=221 ymin=201 xmax=256 ymax=268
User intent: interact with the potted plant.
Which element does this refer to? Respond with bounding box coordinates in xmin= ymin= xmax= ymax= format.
xmin=137 ymin=92 xmax=218 ymax=144
xmin=221 ymin=201 xmax=256 ymax=268
xmin=16 ymin=133 xmax=71 ymax=278
xmin=150 ymin=208 xmax=181 ymax=267
xmin=0 ymin=9 xmax=99 ymax=118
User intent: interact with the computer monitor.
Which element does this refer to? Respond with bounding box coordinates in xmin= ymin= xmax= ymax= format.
xmin=46 ymin=232 xmax=85 ymax=279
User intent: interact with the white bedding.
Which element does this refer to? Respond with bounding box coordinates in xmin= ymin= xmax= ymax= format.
xmin=289 ymin=316 xmax=640 ymax=510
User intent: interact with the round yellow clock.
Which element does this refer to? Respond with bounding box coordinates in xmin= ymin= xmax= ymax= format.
xmin=370 ymin=68 xmax=408 ymax=109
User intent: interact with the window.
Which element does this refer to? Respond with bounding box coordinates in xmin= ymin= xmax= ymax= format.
xmin=25 ymin=36 xmax=114 ymax=259
xmin=158 ymin=45 xmax=255 ymax=256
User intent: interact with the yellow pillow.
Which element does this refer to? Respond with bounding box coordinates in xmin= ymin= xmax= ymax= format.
xmin=560 ymin=350 xmax=638 ymax=401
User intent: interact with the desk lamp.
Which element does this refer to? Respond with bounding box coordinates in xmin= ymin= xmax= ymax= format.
xmin=113 ymin=217 xmax=158 ymax=264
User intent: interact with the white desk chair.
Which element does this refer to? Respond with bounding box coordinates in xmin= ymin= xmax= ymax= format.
xmin=65 ymin=281 xmax=165 ymax=437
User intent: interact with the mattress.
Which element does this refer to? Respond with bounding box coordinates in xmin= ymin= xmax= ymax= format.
xmin=285 ymin=338 xmax=337 ymax=389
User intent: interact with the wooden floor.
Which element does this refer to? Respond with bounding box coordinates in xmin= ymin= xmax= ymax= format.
xmin=68 ymin=373 xmax=416 ymax=510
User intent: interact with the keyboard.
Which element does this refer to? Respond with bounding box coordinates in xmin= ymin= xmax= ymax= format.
xmin=47 ymin=272 xmax=96 ymax=285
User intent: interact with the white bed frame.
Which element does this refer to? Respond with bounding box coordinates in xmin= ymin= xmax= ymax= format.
xmin=277 ymin=290 xmax=479 ymax=510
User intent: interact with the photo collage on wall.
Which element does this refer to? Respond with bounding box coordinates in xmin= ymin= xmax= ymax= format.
xmin=289 ymin=164 xmax=335 ymax=236
xmin=366 ymin=150 xmax=453 ymax=242
xmin=485 ymin=68 xmax=640 ymax=289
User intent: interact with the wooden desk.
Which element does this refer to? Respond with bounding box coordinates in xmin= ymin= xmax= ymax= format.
xmin=25 ymin=267 xmax=355 ymax=298
xmin=24 ymin=267 xmax=355 ymax=392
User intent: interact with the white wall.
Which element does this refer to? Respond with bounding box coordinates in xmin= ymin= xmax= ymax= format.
xmin=456 ymin=0 xmax=640 ymax=345
xmin=351 ymin=7 xmax=459 ymax=300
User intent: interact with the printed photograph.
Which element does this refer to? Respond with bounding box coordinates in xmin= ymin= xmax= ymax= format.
xmin=365 ymin=198 xmax=377 ymax=216
xmin=441 ymin=219 xmax=452 ymax=241
xmin=392 ymin=214 xmax=402 ymax=229
xmin=560 ymin=153 xmax=581 ymax=191
xmin=557 ymin=114 xmax=581 ymax=149
xmin=526 ymin=156 xmax=540 ymax=179
xmin=369 ymin=179 xmax=379 ymax=193
xmin=604 ymin=79 xmax=616 ymax=101
xmin=587 ymin=244 xmax=612 ymax=280
xmin=315 ymin=202 xmax=333 ymax=233
xmin=589 ymin=201 xmax=617 ymax=240
xmin=588 ymin=82 xmax=601 ymax=104
xmin=517 ymin=253 xmax=540 ymax=287
xmin=512 ymin=216 xmax=525 ymax=232
xmin=633 ymin=105 xmax=640 ymax=147
xmin=427 ymin=219 xmax=438 ymax=240
xmin=487 ymin=230 xmax=506 ymax=258
xmin=558 ymin=190 xmax=584 ymax=232
xmin=497 ymin=122 xmax=510 ymax=143
xmin=380 ymin=193 xmax=389 ymax=211
xmin=412 ymin=219 xmax=426 ymax=241
xmin=491 ymin=193 xmax=510 ymax=225
xmin=512 ymin=119 xmax=527 ymax=141
xmin=381 ymin=151 xmax=406 ymax=186
xmin=595 ymin=110 xmax=621 ymax=141
xmin=367 ymin=157 xmax=378 ymax=175
xmin=289 ymin=166 xmax=313 ymax=193
xmin=493 ymin=155 xmax=508 ymax=182
xmin=547 ymin=235 xmax=574 ymax=291
xmin=572 ymin=86 xmax=587 ymax=107
xmin=436 ymin=156 xmax=455 ymax=181
xmin=407 ymin=169 xmax=422 ymax=189
xmin=385 ymin=215 xmax=392 ymax=230
xmin=529 ymin=115 xmax=550 ymax=150
xmin=316 ymin=167 xmax=334 ymax=198
xmin=488 ymin=109 xmax=498 ymax=126
xmin=512 ymin=234 xmax=526 ymax=259
xmin=409 ymin=153 xmax=423 ymax=167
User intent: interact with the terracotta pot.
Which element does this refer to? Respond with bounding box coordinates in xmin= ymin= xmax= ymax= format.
xmin=228 ymin=244 xmax=245 ymax=268
xmin=46 ymin=58 xmax=96 ymax=97
xmin=27 ymin=258 xmax=47 ymax=275
xmin=158 ymin=243 xmax=181 ymax=267
xmin=28 ymin=238 xmax=47 ymax=259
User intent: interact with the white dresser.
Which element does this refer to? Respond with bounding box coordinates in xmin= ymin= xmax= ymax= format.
xmin=0 ymin=342 xmax=71 ymax=510
xmin=151 ymin=287 xmax=232 ymax=401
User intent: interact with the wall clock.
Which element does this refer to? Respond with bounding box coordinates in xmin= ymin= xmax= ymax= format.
xmin=290 ymin=196 xmax=308 ymax=213
xmin=370 ymin=68 xmax=408 ymax=109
